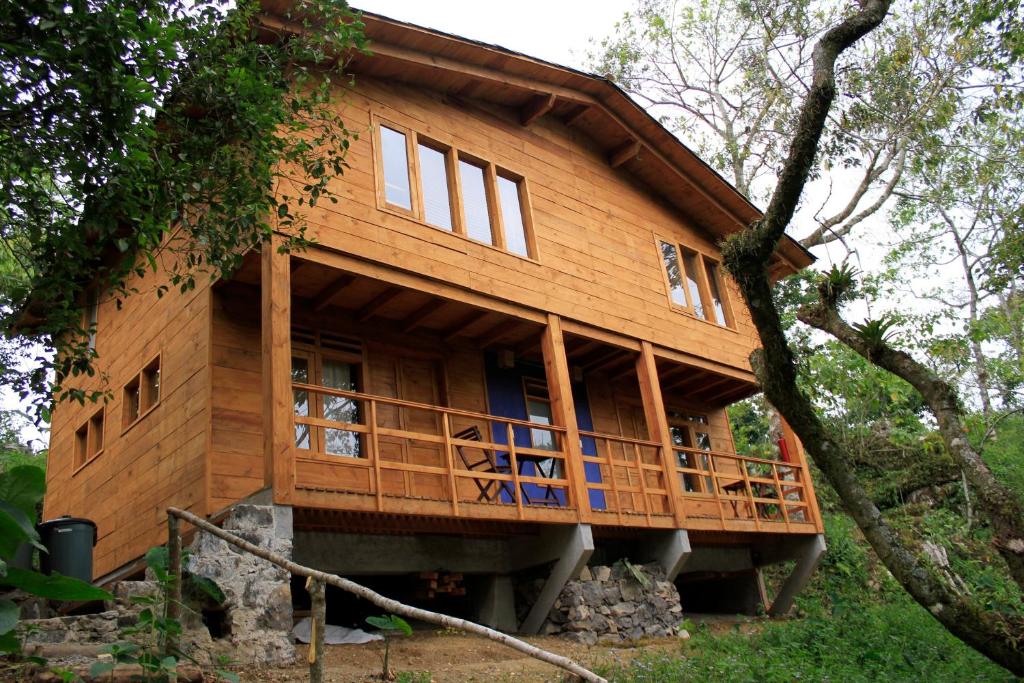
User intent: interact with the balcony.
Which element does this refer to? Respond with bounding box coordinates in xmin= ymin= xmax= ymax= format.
xmin=285 ymin=383 xmax=818 ymax=533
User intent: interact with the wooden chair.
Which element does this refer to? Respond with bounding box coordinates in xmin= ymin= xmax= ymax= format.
xmin=452 ymin=426 xmax=514 ymax=503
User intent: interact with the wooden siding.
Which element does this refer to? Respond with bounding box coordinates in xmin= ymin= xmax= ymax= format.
xmin=278 ymin=76 xmax=763 ymax=373
xmin=44 ymin=264 xmax=211 ymax=579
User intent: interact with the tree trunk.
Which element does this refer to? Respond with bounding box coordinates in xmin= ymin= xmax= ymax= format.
xmin=721 ymin=0 xmax=1024 ymax=674
xmin=798 ymin=301 xmax=1024 ymax=593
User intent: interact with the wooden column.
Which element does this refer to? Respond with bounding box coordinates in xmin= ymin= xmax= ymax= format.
xmin=262 ymin=237 xmax=294 ymax=503
xmin=540 ymin=314 xmax=592 ymax=522
xmin=635 ymin=341 xmax=687 ymax=527
xmin=780 ymin=416 xmax=823 ymax=532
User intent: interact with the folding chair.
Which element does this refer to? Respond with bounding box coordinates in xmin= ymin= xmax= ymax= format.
xmin=452 ymin=426 xmax=514 ymax=503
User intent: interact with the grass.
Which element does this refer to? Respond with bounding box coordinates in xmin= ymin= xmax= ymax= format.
xmin=599 ymin=512 xmax=1020 ymax=682
xmin=600 ymin=601 xmax=1014 ymax=682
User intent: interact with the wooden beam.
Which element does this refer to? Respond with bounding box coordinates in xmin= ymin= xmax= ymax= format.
xmin=589 ymin=352 xmax=634 ymax=375
xmin=443 ymin=311 xmax=491 ymax=342
xmin=563 ymin=105 xmax=590 ymax=127
xmin=354 ymin=288 xmax=403 ymax=322
xmin=566 ymin=339 xmax=600 ymax=360
xmin=474 ymin=320 xmax=520 ymax=349
xmin=609 ymin=140 xmax=642 ymax=168
xmin=636 ymin=341 xmax=686 ymax=526
xmin=541 ymin=314 xmax=591 ymax=522
xmin=578 ymin=347 xmax=622 ymax=371
xmin=666 ymin=372 xmax=724 ymax=395
xmin=261 ymin=237 xmax=293 ymax=504
xmin=703 ymin=383 xmax=758 ymax=406
xmin=401 ymin=299 xmax=446 ymax=333
xmin=520 ymin=93 xmax=556 ymax=126
xmin=688 ymin=376 xmax=741 ymax=401
xmin=312 ymin=275 xmax=355 ymax=313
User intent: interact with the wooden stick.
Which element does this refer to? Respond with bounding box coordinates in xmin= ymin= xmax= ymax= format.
xmin=306 ymin=576 xmax=326 ymax=683
xmin=167 ymin=507 xmax=606 ymax=683
xmin=165 ymin=513 xmax=182 ymax=658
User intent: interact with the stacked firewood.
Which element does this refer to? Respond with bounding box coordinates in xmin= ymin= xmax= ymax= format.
xmin=416 ymin=571 xmax=466 ymax=599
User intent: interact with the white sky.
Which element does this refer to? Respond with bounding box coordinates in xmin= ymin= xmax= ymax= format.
xmin=353 ymin=1 xmax=626 ymax=72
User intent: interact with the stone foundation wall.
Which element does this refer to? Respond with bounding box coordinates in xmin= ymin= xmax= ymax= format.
xmin=536 ymin=562 xmax=684 ymax=645
xmin=186 ymin=503 xmax=295 ymax=666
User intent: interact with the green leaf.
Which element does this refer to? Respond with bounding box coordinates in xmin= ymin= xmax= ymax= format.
xmin=366 ymin=614 xmax=412 ymax=636
xmin=0 ymin=599 xmax=18 ymax=635
xmin=89 ymin=660 xmax=116 ymax=678
xmin=0 ymin=465 xmax=46 ymax=520
xmin=188 ymin=574 xmax=226 ymax=604
xmin=0 ymin=628 xmax=20 ymax=654
xmin=3 ymin=568 xmax=111 ymax=601
xmin=0 ymin=501 xmax=42 ymax=559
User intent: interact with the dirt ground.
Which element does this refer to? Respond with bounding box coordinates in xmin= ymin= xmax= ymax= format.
xmin=243 ymin=630 xmax=686 ymax=683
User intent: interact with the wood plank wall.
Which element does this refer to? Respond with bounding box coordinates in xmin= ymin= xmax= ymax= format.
xmin=279 ymin=76 xmax=761 ymax=373
xmin=44 ymin=263 xmax=211 ymax=579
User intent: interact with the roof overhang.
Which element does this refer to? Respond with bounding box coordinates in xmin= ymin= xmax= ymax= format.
xmin=258 ymin=2 xmax=814 ymax=277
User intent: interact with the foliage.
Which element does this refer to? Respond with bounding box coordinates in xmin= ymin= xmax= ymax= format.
xmin=726 ymin=396 xmax=777 ymax=460
xmin=91 ymin=543 xmax=234 ymax=682
xmin=0 ymin=466 xmax=111 ymax=656
xmin=601 ymin=514 xmax=1016 ymax=682
xmin=366 ymin=613 xmax=413 ymax=681
xmin=0 ymin=0 xmax=367 ymax=422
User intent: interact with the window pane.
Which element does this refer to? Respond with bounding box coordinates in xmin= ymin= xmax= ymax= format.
xmin=705 ymin=260 xmax=728 ymax=325
xmin=419 ymin=144 xmax=453 ymax=230
xmin=292 ymin=357 xmax=310 ymax=449
xmin=682 ymin=252 xmax=707 ymax=319
xmin=527 ymin=398 xmax=556 ymax=451
xmin=144 ymin=366 xmax=160 ymax=407
xmin=498 ymin=175 xmax=528 ymax=257
xmin=459 ymin=160 xmax=493 ymax=244
xmin=322 ymin=359 xmax=361 ymax=457
xmin=381 ymin=126 xmax=411 ymax=209
xmin=126 ymin=385 xmax=140 ymax=423
xmin=659 ymin=241 xmax=686 ymax=307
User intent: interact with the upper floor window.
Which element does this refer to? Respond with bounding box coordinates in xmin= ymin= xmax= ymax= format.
xmin=74 ymin=407 xmax=105 ymax=471
xmin=122 ymin=355 xmax=161 ymax=430
xmin=374 ymin=117 xmax=536 ymax=259
xmin=657 ymin=238 xmax=734 ymax=328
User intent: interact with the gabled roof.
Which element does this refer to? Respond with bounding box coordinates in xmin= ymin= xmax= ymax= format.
xmin=258 ymin=3 xmax=814 ymax=274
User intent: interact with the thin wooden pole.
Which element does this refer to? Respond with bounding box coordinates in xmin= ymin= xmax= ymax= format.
xmin=165 ymin=513 xmax=182 ymax=658
xmin=167 ymin=507 xmax=606 ymax=683
xmin=306 ymin=576 xmax=326 ymax=683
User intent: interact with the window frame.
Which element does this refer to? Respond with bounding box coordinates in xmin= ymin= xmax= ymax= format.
xmin=73 ymin=407 xmax=105 ymax=474
xmin=667 ymin=410 xmax=713 ymax=493
xmin=371 ymin=113 xmax=538 ymax=261
xmin=121 ymin=353 xmax=161 ymax=434
xmin=291 ymin=335 xmax=367 ymax=461
xmin=654 ymin=235 xmax=736 ymax=330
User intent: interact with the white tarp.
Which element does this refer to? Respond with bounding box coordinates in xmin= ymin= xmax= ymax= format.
xmin=292 ymin=617 xmax=384 ymax=645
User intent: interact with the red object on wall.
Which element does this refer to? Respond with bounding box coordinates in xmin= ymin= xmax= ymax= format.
xmin=777 ymin=437 xmax=792 ymax=463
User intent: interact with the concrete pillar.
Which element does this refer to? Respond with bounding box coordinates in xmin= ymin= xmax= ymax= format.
xmin=646 ymin=529 xmax=691 ymax=581
xmin=476 ymin=575 xmax=517 ymax=633
xmin=519 ymin=524 xmax=594 ymax=634
xmin=769 ymin=533 xmax=826 ymax=616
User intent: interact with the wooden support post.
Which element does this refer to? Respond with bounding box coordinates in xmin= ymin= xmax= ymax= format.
xmin=636 ymin=341 xmax=687 ymax=527
xmin=262 ymin=237 xmax=294 ymax=503
xmin=780 ymin=415 xmax=823 ymax=531
xmin=540 ymin=314 xmax=591 ymax=522
xmin=307 ymin=576 xmax=326 ymax=683
xmin=164 ymin=513 xmax=182 ymax=658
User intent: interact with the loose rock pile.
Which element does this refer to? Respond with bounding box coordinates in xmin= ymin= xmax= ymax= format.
xmin=538 ymin=562 xmax=684 ymax=644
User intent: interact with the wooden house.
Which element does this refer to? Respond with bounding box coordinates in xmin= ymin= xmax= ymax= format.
xmin=43 ymin=6 xmax=825 ymax=630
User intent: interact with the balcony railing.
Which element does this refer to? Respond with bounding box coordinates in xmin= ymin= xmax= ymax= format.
xmin=287 ymin=384 xmax=816 ymax=532
xmin=674 ymin=447 xmax=813 ymax=532
xmin=291 ymin=383 xmax=574 ymax=521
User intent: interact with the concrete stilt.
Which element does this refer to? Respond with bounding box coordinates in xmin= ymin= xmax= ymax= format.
xmin=476 ymin=575 xmax=517 ymax=632
xmin=519 ymin=524 xmax=594 ymax=634
xmin=647 ymin=529 xmax=691 ymax=581
xmin=769 ymin=534 xmax=826 ymax=616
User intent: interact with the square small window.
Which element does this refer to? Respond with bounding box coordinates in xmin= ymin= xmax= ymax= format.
xmin=75 ymin=408 xmax=105 ymax=470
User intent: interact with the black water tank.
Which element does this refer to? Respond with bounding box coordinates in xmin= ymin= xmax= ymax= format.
xmin=38 ymin=516 xmax=97 ymax=583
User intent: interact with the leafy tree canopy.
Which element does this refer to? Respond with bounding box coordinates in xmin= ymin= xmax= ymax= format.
xmin=0 ymin=0 xmax=366 ymax=420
